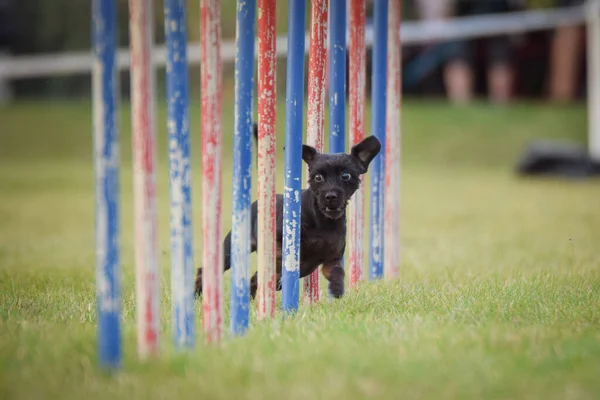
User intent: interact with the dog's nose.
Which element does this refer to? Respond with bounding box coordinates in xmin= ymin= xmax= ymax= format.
xmin=325 ymin=192 xmax=338 ymax=203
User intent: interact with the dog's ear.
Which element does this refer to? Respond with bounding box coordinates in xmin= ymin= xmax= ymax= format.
xmin=351 ymin=135 xmax=381 ymax=173
xmin=302 ymin=145 xmax=318 ymax=164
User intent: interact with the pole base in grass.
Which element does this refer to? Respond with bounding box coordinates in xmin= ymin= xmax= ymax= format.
xmin=515 ymin=140 xmax=600 ymax=179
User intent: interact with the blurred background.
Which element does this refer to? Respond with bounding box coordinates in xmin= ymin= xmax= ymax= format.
xmin=0 ymin=0 xmax=595 ymax=268
xmin=0 ymin=0 xmax=591 ymax=105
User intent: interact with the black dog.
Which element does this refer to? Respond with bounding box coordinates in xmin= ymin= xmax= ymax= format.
xmin=195 ymin=127 xmax=381 ymax=299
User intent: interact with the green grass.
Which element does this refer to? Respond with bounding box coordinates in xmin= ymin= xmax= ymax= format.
xmin=1 ymin=98 xmax=599 ymax=399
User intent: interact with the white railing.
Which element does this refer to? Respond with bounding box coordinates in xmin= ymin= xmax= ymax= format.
xmin=0 ymin=1 xmax=598 ymax=160
xmin=0 ymin=4 xmax=588 ymax=80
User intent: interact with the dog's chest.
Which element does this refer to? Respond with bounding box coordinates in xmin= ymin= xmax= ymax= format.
xmin=300 ymin=229 xmax=345 ymax=262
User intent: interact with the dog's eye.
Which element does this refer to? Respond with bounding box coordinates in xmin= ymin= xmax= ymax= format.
xmin=341 ymin=172 xmax=351 ymax=181
xmin=314 ymin=174 xmax=324 ymax=182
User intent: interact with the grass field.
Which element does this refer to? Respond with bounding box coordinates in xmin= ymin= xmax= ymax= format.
xmin=1 ymin=99 xmax=599 ymax=399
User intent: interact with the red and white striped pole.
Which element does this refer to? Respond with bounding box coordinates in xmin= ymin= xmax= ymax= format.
xmin=257 ymin=0 xmax=277 ymax=320
xmin=384 ymin=0 xmax=402 ymax=280
xmin=200 ymin=0 xmax=224 ymax=342
xmin=129 ymin=0 xmax=159 ymax=358
xmin=304 ymin=0 xmax=328 ymax=305
xmin=347 ymin=0 xmax=366 ymax=289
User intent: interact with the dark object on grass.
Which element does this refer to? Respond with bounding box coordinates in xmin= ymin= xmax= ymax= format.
xmin=515 ymin=140 xmax=600 ymax=178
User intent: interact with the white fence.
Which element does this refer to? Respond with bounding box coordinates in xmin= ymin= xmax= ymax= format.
xmin=0 ymin=5 xmax=589 ymax=80
xmin=0 ymin=2 xmax=598 ymax=159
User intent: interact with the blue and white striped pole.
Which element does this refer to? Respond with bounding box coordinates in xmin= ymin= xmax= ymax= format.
xmin=231 ymin=0 xmax=256 ymax=335
xmin=93 ymin=0 xmax=121 ymax=369
xmin=282 ymin=0 xmax=306 ymax=314
xmin=328 ymin=0 xmax=346 ymax=297
xmin=165 ymin=0 xmax=194 ymax=349
xmin=329 ymin=0 xmax=346 ymax=155
xmin=369 ymin=0 xmax=388 ymax=280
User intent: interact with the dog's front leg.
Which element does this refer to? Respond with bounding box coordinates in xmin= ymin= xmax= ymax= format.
xmin=322 ymin=260 xmax=345 ymax=298
xmin=249 ymin=272 xmax=282 ymax=299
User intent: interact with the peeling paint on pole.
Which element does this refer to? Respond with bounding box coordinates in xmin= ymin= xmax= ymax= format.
xmin=231 ymin=0 xmax=256 ymax=336
xmin=200 ymin=0 xmax=224 ymax=343
xmin=348 ymin=0 xmax=366 ymax=289
xmin=257 ymin=0 xmax=277 ymax=320
xmin=165 ymin=0 xmax=194 ymax=349
xmin=282 ymin=0 xmax=306 ymax=314
xmin=304 ymin=0 xmax=328 ymax=306
xmin=129 ymin=0 xmax=159 ymax=358
xmin=384 ymin=0 xmax=401 ymax=280
xmin=369 ymin=0 xmax=388 ymax=281
xmin=93 ymin=0 xmax=121 ymax=369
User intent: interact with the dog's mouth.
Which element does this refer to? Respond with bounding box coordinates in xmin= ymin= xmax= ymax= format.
xmin=321 ymin=205 xmax=345 ymax=219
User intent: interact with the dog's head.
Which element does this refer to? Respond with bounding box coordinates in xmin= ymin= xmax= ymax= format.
xmin=302 ymin=136 xmax=381 ymax=220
